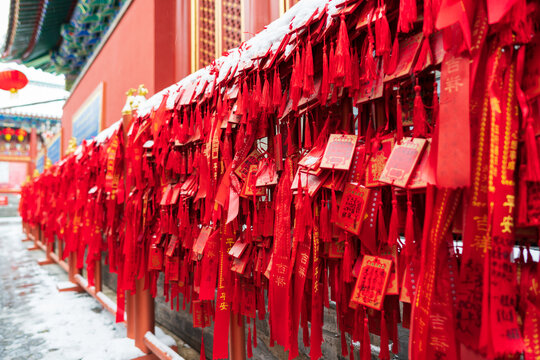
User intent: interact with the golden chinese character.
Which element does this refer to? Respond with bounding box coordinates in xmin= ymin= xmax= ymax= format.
xmin=473 ymin=215 xmax=488 ymax=232
xmin=300 ymin=253 xmax=309 ymax=265
xmin=503 ymin=195 xmax=515 ymax=213
xmin=219 ymin=302 xmax=229 ymax=311
xmin=275 ymin=275 xmax=286 ymax=287
xmin=444 ymin=75 xmax=464 ymax=93
xmin=500 ymin=215 xmax=514 ymax=233
xmin=470 ymin=234 xmax=491 ymax=253
xmin=276 ymin=263 xmax=287 ymax=275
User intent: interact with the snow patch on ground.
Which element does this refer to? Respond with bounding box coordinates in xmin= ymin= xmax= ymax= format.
xmin=18 ymin=278 xmax=144 ymax=360
xmin=0 ymin=220 xmax=144 ymax=360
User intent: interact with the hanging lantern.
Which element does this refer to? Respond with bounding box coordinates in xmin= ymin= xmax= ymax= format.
xmin=16 ymin=128 xmax=27 ymax=142
xmin=3 ymin=128 xmax=15 ymax=141
xmin=0 ymin=69 xmax=29 ymax=93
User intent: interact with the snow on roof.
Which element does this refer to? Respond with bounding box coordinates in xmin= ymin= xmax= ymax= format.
xmin=137 ymin=0 xmax=348 ymax=117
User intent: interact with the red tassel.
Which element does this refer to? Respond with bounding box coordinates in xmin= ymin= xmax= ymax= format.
xmin=413 ymin=37 xmax=433 ymax=73
xmin=341 ymin=331 xmax=349 ymax=357
xmin=303 ymin=38 xmax=314 ymax=97
xmin=377 ymin=200 xmax=387 ymax=245
xmin=428 ymin=81 xmax=439 ymax=184
xmin=273 ymin=68 xmax=281 ymax=108
xmin=361 ymin=314 xmax=371 ymax=360
xmin=320 ymin=41 xmax=329 ymax=105
xmin=405 ymin=191 xmax=415 ymax=257
xmin=365 ymin=122 xmax=373 ymax=156
xmin=413 ymin=82 xmax=427 ymax=138
xmin=320 ymin=198 xmax=331 ymax=242
xmin=292 ymin=48 xmax=302 ymax=111
xmin=422 ymin=0 xmax=438 ymax=37
xmin=329 ymin=41 xmax=336 ymax=85
xmin=342 ymin=234 xmax=353 ymax=283
xmin=253 ymin=72 xmax=262 ymax=115
xmin=247 ymin=323 xmax=253 ymax=358
xmin=386 ymin=35 xmax=400 ymax=75
xmin=261 ymin=73 xmax=272 ymax=113
xmin=379 ymin=311 xmax=390 ymax=360
xmin=525 ymin=116 xmax=540 ymax=181
xmin=350 ymin=343 xmax=355 ymax=360
xmin=364 ymin=20 xmax=377 ymax=81
xmin=334 ymin=15 xmax=351 ymax=85
xmin=331 ymin=170 xmax=338 ymax=223
xmin=287 ymin=125 xmax=294 ymax=156
xmin=253 ymin=319 xmax=258 ymax=348
xmin=375 ymin=7 xmax=392 ymax=59
xmin=396 ymin=90 xmax=404 ymax=142
xmin=398 ymin=0 xmax=417 ymax=33
xmin=517 ymin=164 xmax=528 ymax=225
xmin=304 ymin=117 xmax=312 ymax=149
xmin=387 ymin=191 xmax=399 ymax=246
xmin=200 ymin=333 xmax=205 ymax=360
xmin=351 ymin=48 xmax=360 ymax=94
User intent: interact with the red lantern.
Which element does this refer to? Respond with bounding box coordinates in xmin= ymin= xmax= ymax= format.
xmin=0 ymin=70 xmax=28 ymax=93
xmin=16 ymin=128 xmax=27 ymax=142
xmin=3 ymin=128 xmax=15 ymax=141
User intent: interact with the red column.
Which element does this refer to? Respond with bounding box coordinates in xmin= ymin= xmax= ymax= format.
xmin=243 ymin=0 xmax=280 ymax=41
xmin=175 ymin=0 xmax=191 ymax=79
xmin=28 ymin=127 xmax=37 ymax=176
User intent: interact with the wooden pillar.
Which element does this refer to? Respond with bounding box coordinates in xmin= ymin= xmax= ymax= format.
xmin=230 ymin=313 xmax=246 ymax=360
xmin=134 ymin=278 xmax=154 ymax=353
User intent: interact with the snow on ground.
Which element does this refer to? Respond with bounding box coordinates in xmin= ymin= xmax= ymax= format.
xmin=0 ymin=218 xmax=144 ymax=360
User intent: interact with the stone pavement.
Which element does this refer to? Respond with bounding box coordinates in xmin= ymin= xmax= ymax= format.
xmin=0 ymin=218 xmax=143 ymax=360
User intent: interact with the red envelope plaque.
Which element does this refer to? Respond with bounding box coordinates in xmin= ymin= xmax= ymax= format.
xmin=241 ymin=165 xmax=265 ymax=197
xmin=320 ymin=134 xmax=358 ymax=170
xmin=234 ymin=149 xmax=263 ymax=182
xmin=335 ymin=183 xmax=370 ymax=235
xmin=350 ymin=255 xmax=392 ymax=310
xmin=408 ymin=139 xmax=435 ymax=189
xmin=379 ymin=137 xmax=426 ymax=188
xmin=384 ymin=32 xmax=423 ymax=82
xmin=193 ymin=226 xmax=213 ymax=257
xmin=366 ymin=137 xmax=395 ymax=187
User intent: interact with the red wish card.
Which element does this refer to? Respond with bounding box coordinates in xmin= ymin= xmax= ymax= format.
xmin=379 ymin=137 xmax=426 ymax=188
xmin=193 ymin=226 xmax=214 ymax=257
xmin=241 ymin=165 xmax=265 ymax=197
xmin=234 ymin=149 xmax=263 ymax=182
xmin=356 ymin=59 xmax=384 ymax=104
xmin=346 ymin=142 xmax=366 ymax=184
xmin=379 ymin=244 xmax=399 ymax=295
xmin=148 ymin=244 xmax=163 ymax=271
xmin=365 ymin=137 xmax=395 ymax=187
xmin=335 ymin=183 xmax=370 ymax=235
xmin=322 ymin=170 xmax=347 ymax=192
xmin=192 ymin=300 xmax=212 ymax=328
xmin=384 ymin=32 xmax=424 ymax=82
xmin=350 ymin=255 xmax=392 ymax=310
xmin=256 ymin=158 xmax=278 ymax=187
xmin=400 ymin=268 xmax=412 ymax=303
xmin=230 ymin=245 xmax=251 ymax=274
xmin=228 ymin=237 xmax=249 ymax=258
xmin=298 ymin=146 xmax=325 ymax=171
xmin=320 ymin=134 xmax=358 ymax=170
xmin=165 ymin=235 xmax=179 ymax=257
xmin=291 ymin=168 xmax=330 ymax=197
xmin=327 ymin=240 xmax=345 ymax=259
xmin=408 ymin=139 xmax=435 ymax=189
